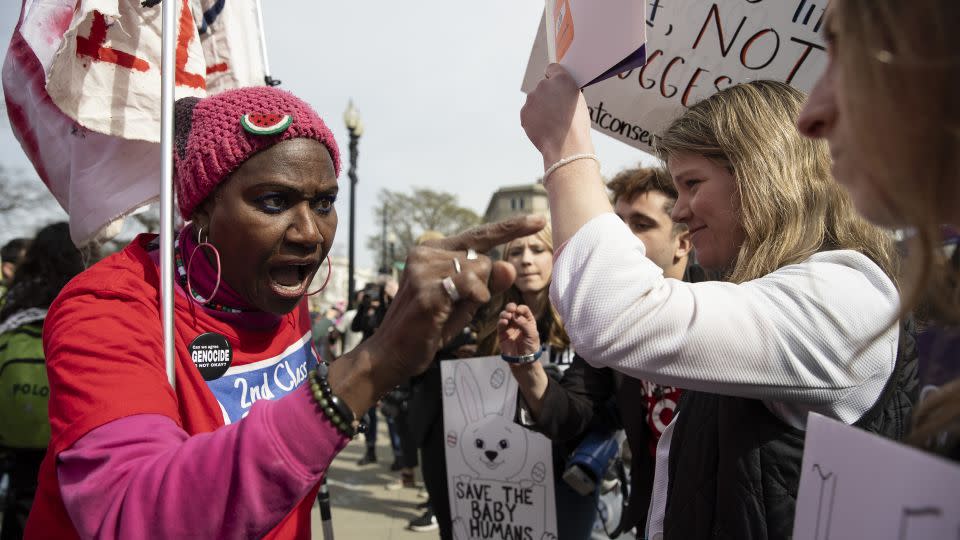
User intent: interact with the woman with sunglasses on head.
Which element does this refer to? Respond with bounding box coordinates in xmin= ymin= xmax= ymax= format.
xmin=519 ymin=73 xmax=917 ymax=539
xmin=23 ymin=86 xmax=543 ymax=539
xmin=797 ymin=0 xmax=960 ymax=460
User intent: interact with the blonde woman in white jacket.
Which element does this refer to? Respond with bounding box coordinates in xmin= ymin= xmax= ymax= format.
xmin=520 ymin=73 xmax=914 ymax=539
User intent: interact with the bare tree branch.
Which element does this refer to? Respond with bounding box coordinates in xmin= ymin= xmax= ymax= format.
xmin=0 ymin=166 xmax=54 ymax=213
xmin=366 ymin=187 xmax=481 ymax=270
xmin=0 ymin=166 xmax=67 ymax=244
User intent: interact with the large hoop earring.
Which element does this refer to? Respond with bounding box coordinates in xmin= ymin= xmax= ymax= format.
xmin=186 ymin=228 xmax=222 ymax=305
xmin=306 ymin=256 xmax=333 ymax=296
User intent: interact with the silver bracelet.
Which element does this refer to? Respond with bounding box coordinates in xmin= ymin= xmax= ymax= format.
xmin=540 ymin=153 xmax=600 ymax=185
xmin=501 ymin=349 xmax=543 ymax=364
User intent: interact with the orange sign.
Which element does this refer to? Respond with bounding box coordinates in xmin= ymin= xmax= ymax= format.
xmin=553 ymin=0 xmax=574 ymax=61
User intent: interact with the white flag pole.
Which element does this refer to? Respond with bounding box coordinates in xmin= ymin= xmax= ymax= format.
xmin=160 ymin=0 xmax=178 ymax=388
xmin=253 ymin=0 xmax=279 ymax=86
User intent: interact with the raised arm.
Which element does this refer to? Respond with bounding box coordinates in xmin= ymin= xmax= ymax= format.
xmin=550 ymin=214 xmax=899 ymax=422
xmin=520 ymin=64 xmax=611 ymax=246
xmin=498 ymin=302 xmax=551 ymax=419
xmin=499 ymin=303 xmax=618 ymax=442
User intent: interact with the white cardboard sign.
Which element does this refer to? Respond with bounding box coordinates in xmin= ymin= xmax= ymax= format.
xmin=523 ymin=0 xmax=828 ymax=152
xmin=793 ymin=413 xmax=960 ymax=540
xmin=543 ymin=0 xmax=647 ymax=87
xmin=441 ymin=357 xmax=558 ymax=540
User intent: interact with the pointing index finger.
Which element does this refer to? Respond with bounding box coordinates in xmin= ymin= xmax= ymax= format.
xmin=428 ymin=214 xmax=547 ymax=253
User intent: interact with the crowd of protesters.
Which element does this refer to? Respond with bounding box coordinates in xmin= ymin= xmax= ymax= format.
xmin=1 ymin=1 xmax=958 ymax=539
xmin=0 ymin=224 xmax=86 ymax=539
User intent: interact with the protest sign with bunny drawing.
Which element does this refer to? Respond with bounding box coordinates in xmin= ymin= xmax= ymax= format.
xmin=442 ymin=357 xmax=557 ymax=540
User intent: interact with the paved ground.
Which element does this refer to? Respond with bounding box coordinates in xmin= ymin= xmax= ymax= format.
xmin=311 ymin=420 xmax=437 ymax=539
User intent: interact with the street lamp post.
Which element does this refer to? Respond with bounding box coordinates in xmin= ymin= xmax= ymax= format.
xmin=343 ymin=101 xmax=363 ymax=310
xmin=387 ymin=231 xmax=398 ymax=279
xmin=379 ymin=205 xmax=389 ymax=274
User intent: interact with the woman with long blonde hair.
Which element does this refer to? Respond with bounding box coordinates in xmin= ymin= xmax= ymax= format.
xmin=797 ymin=0 xmax=960 ymax=460
xmin=476 ymin=222 xmax=603 ymax=539
xmin=477 ymin=223 xmax=569 ymax=360
xmin=517 ymin=75 xmax=916 ymax=538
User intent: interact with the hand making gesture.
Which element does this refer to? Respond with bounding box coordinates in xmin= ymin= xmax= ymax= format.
xmin=497 ymin=302 xmax=552 ymax=419
xmin=497 ymin=302 xmax=542 ymax=359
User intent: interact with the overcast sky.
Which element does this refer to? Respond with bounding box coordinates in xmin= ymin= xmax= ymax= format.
xmin=0 ymin=1 xmax=655 ymax=268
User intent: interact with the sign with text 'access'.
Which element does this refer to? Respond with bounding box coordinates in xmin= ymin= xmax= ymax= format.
xmin=523 ymin=0 xmax=828 ymax=152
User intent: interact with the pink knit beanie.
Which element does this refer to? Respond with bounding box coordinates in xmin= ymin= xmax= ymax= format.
xmin=174 ymin=86 xmax=341 ymax=219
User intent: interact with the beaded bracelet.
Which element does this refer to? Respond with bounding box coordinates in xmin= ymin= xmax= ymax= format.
xmin=539 ymin=153 xmax=600 ymax=186
xmin=500 ymin=348 xmax=544 ymax=365
xmin=308 ymin=363 xmax=365 ymax=438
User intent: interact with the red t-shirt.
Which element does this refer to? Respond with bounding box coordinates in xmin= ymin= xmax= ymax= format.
xmin=26 ymin=235 xmax=319 ymax=539
xmin=640 ymin=381 xmax=682 ymax=456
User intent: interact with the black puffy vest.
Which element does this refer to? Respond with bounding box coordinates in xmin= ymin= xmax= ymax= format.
xmin=662 ymin=322 xmax=919 ymax=539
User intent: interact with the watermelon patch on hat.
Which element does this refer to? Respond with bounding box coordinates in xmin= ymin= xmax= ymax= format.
xmin=241 ymin=113 xmax=293 ymax=135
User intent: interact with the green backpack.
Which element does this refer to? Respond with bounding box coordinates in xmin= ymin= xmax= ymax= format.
xmin=0 ymin=319 xmax=50 ymax=449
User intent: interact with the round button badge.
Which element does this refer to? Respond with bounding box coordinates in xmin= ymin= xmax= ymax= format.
xmin=188 ymin=332 xmax=233 ymax=381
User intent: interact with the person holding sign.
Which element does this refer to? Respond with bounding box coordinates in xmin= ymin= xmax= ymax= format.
xmin=521 ymin=70 xmax=917 ymax=539
xmin=24 ymin=86 xmax=545 ymax=539
xmin=797 ymin=1 xmax=959 ymax=460
xmin=475 ymin=224 xmax=598 ymax=540
xmin=500 ymin=167 xmax=700 ymax=537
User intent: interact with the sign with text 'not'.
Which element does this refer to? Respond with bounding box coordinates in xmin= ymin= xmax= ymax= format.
xmin=523 ymin=0 xmax=828 ymax=153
